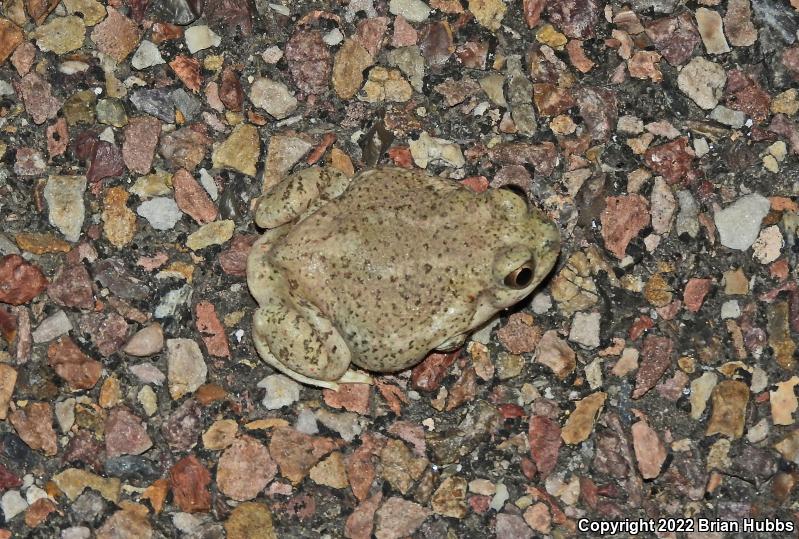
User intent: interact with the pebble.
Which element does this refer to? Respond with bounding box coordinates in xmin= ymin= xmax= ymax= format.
xmin=62 ymin=527 xmax=91 ymax=539
xmin=496 ymin=513 xmax=533 ymax=539
xmin=381 ymin=439 xmax=429 ymax=494
xmin=631 ymin=421 xmax=667 ymax=479
xmin=137 ymin=386 xmax=157 ymax=416
xmin=137 ymin=197 xmax=183 ymax=230
xmin=360 ymin=67 xmax=413 ymax=103
xmin=198 ymin=169 xmax=218 ymax=200
xmin=269 ymin=427 xmax=340 ymax=484
xmin=535 ymin=330 xmax=576 ymax=379
xmin=155 ymin=284 xmax=193 ymax=319
xmin=770 ymin=377 xmax=799 ymax=425
xmin=90 ymin=7 xmax=140 ymax=62
xmin=130 ymin=40 xmax=165 ymax=70
xmin=102 ymin=187 xmax=137 ymax=248
xmin=0 ymin=255 xmax=48 ymax=305
xmin=217 ymin=435 xmax=276 ymax=501
xmin=162 ymin=399 xmax=202 ymax=451
xmin=52 ymin=468 xmax=120 ymax=502
xmin=724 ymin=0 xmax=758 ymax=46
xmin=721 ymin=299 xmax=741 ymax=319
xmin=713 ymin=193 xmax=770 ymax=250
xmin=677 ymin=57 xmax=726 ymax=110
xmin=9 ymin=402 xmax=58 ymax=456
xmin=159 ymin=128 xmax=212 ymax=171
xmin=96 ymin=503 xmax=152 ymax=539
xmin=250 ymin=78 xmax=298 ymax=119
xmin=0 ymin=19 xmax=23 ymax=64
xmin=47 ymin=337 xmax=102 ymax=390
xmin=173 ymin=169 xmax=218 ymax=224
xmin=63 ymin=0 xmax=106 ymax=25
xmin=0 ymin=79 xmax=13 ymax=97
xmin=185 ymin=25 xmax=221 ymax=53
xmin=752 ymin=225 xmax=784 ymax=264
xmin=94 ymin=258 xmax=150 ymax=300
xmin=32 ymin=310 xmax=72 ymax=343
xmin=775 ymin=431 xmax=799 ymax=464
xmin=316 ymin=409 xmax=362 ymax=442
xmin=124 ymin=324 xmax=164 ymax=357
xmin=170 ymin=455 xmax=212 ymax=512
xmin=47 ymin=260 xmax=92 ymax=309
xmin=215 ymin=68 xmax=241 ymax=113
xmin=709 ymin=105 xmax=746 ymax=127
xmin=149 ymin=0 xmax=201 ymax=25
xmin=695 ymin=8 xmax=730 ymax=54
xmin=96 ymin=98 xmax=128 ymax=127
xmin=1 ymin=490 xmax=28 ymax=520
xmin=561 ymin=391 xmax=606 ymax=444
xmin=105 ymin=407 xmax=153 ymax=457
xmin=309 ymin=451 xmax=349 ymax=489
xmin=547 ymin=0 xmax=601 ymax=38
xmin=34 ymin=16 xmax=85 ymax=54
xmin=0 ymin=365 xmax=17 ymax=420
xmin=323 ymin=28 xmax=344 ymax=46
xmin=387 ymin=46 xmax=423 ymax=93
xmin=469 ymin=0 xmax=507 ymax=30
xmin=78 ymin=312 xmax=129 ymax=357
xmin=129 ymin=363 xmax=166 ymax=385
xmin=506 ymin=56 xmax=537 ymax=136
xmin=202 ymin=419 xmax=238 ymax=450
xmin=225 ymin=502 xmax=277 ymax=539
xmin=170 ymin=55 xmax=202 ymax=92
xmin=675 ymin=190 xmax=700 ymax=237
xmin=374 ymin=497 xmax=430 ymax=539
xmin=568 ymin=311 xmax=601 ymax=349
xmin=389 ymin=0 xmax=430 ymax=23
xmin=285 ymin=30 xmax=332 ymax=95
xmin=258 ymin=374 xmax=302 ymax=410
xmin=19 ymin=72 xmax=62 ymax=125
xmin=431 ymin=476 xmax=468 ymax=518
xmin=523 ymin=503 xmax=551 ymax=534
xmin=600 ymin=194 xmax=650 ymax=259
xmin=173 ymin=88 xmax=202 ymax=121
xmin=632 ymin=336 xmax=674 ymax=399
xmin=496 ymin=312 xmax=541 ymax=354
xmin=130 ymin=88 xmax=175 ymax=123
xmin=195 ymin=301 xmax=229 ymax=357
xmin=409 ymin=132 xmax=465 ymax=168
xmin=295 ymin=407 xmax=319 ymax=434
xmin=212 ymin=123 xmax=260 ymax=176
xmin=167 ymin=338 xmax=207 ymax=400
xmin=14 ymin=147 xmax=46 ymax=177
xmin=262 ymin=134 xmax=313 ymax=191
xmin=99 ymin=376 xmax=122 ymax=408
xmin=186 ymin=220 xmax=235 ymax=251
xmin=706 ymin=380 xmax=749 ymax=438
xmin=123 ymin=116 xmax=162 ymax=175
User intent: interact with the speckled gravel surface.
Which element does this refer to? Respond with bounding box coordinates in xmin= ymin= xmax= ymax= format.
xmin=1 ymin=0 xmax=799 ymax=537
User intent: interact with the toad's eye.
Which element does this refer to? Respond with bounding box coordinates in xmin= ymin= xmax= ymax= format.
xmin=504 ymin=261 xmax=535 ymax=289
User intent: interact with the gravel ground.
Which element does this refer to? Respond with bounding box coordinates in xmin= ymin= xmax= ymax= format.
xmin=1 ymin=0 xmax=799 ymax=537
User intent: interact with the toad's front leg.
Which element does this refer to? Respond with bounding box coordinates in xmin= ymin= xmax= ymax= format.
xmin=250 ymin=262 xmax=370 ymax=389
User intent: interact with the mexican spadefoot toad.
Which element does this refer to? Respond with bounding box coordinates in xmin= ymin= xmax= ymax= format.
xmin=247 ymin=167 xmax=560 ymax=389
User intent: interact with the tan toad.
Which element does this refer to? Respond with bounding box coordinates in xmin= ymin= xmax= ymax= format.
xmin=247 ymin=167 xmax=560 ymax=389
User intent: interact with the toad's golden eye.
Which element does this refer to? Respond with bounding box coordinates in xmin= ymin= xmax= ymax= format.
xmin=504 ymin=261 xmax=535 ymax=289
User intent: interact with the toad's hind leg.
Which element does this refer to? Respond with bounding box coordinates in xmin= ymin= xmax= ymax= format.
xmin=254 ymin=167 xmax=352 ymax=228
xmin=251 ymin=270 xmax=356 ymax=388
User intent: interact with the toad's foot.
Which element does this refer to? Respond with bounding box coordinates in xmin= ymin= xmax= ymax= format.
xmin=253 ymin=338 xmax=370 ymax=390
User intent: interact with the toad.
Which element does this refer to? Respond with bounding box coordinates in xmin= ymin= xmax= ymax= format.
xmin=247 ymin=167 xmax=560 ymax=389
